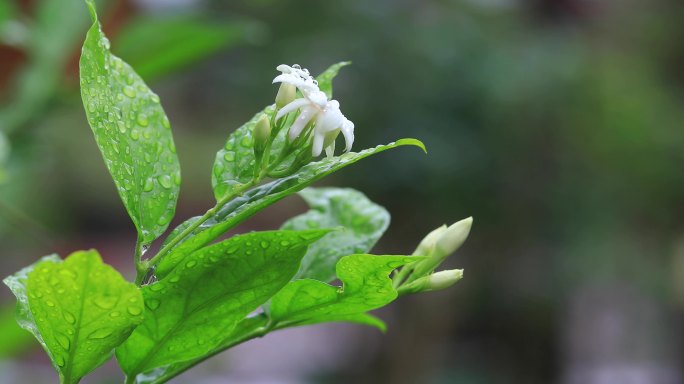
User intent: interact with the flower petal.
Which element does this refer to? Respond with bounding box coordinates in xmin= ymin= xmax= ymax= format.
xmin=288 ymin=105 xmax=317 ymax=141
xmin=312 ymin=130 xmax=325 ymax=157
xmin=341 ymin=119 xmax=355 ymax=152
xmin=276 ymin=98 xmax=309 ymax=120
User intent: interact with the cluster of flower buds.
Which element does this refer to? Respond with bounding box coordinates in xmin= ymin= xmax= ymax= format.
xmin=272 ymin=64 xmax=354 ymax=158
xmin=394 ymin=217 xmax=473 ymax=295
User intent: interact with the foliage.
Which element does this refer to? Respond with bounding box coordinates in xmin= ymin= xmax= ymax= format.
xmin=2 ymin=1 xmax=470 ymax=383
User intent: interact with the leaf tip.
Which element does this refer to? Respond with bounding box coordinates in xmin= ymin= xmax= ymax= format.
xmin=396 ymin=138 xmax=427 ymax=154
xmin=85 ymin=0 xmax=98 ymax=23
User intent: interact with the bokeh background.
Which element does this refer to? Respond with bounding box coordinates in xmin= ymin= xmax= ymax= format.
xmin=1 ymin=0 xmax=684 ymax=383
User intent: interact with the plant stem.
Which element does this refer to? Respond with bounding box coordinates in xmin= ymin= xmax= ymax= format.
xmin=133 ymin=236 xmax=147 ymax=285
xmin=141 ymin=179 xmax=260 ymax=275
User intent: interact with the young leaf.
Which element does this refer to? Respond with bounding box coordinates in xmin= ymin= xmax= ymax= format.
xmin=211 ymin=61 xmax=351 ymax=201
xmin=80 ymin=0 xmax=181 ymax=244
xmin=157 ymin=139 xmax=425 ymax=278
xmin=316 ymin=61 xmax=351 ymax=99
xmin=282 ymin=187 xmax=390 ymax=282
xmin=116 ymin=229 xmax=328 ymax=377
xmin=212 ymin=109 xmax=270 ymax=200
xmin=270 ymin=255 xmax=416 ymax=328
xmin=4 ymin=250 xmax=144 ymax=384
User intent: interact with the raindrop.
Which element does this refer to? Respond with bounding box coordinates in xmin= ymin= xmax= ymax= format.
xmin=137 ymin=113 xmax=149 ymax=127
xmin=56 ymin=334 xmax=71 ymax=350
xmin=109 ymin=311 xmax=121 ymax=318
xmin=146 ymin=299 xmax=161 ymax=310
xmin=87 ymin=328 xmax=113 ymax=340
xmin=93 ymin=296 xmax=118 ymax=310
xmin=143 ymin=178 xmax=154 ymax=192
xmin=63 ymin=311 xmax=76 ymax=325
xmin=157 ymin=175 xmax=172 ymax=189
xmin=127 ymin=306 xmax=143 ymax=316
xmin=185 ymin=260 xmax=197 ymax=268
xmin=123 ymin=86 xmax=136 ymax=98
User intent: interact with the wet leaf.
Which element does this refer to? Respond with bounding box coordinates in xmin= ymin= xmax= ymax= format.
xmin=270 ymin=255 xmax=416 ymax=328
xmin=3 ymin=250 xmax=144 ymax=384
xmin=316 ymin=61 xmax=351 ymax=99
xmin=158 ymin=139 xmax=425 ymax=277
xmin=282 ymin=187 xmax=390 ymax=282
xmin=80 ymin=0 xmax=180 ymax=244
xmin=116 ymin=230 xmax=328 ymax=377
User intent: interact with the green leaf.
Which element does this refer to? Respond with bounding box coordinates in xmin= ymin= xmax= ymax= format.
xmin=116 ymin=229 xmax=329 ymax=377
xmin=282 ymin=187 xmax=390 ymax=282
xmin=115 ymin=15 xmax=243 ymax=81
xmin=80 ymin=0 xmax=181 ymax=244
xmin=3 ymin=250 xmax=144 ymax=384
xmin=157 ymin=139 xmax=425 ymax=278
xmin=132 ymin=315 xmax=269 ymax=384
xmin=283 ymin=312 xmax=387 ymax=332
xmin=270 ymin=254 xmax=416 ymax=328
xmin=132 ymin=311 xmax=384 ymax=383
xmin=211 ymin=61 xmax=351 ymax=201
xmin=211 ymin=108 xmax=271 ymax=200
xmin=316 ymin=61 xmax=351 ymax=99
xmin=159 ymin=216 xmax=201 ymax=250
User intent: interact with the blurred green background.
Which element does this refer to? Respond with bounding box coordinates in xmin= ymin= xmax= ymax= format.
xmin=1 ymin=0 xmax=684 ymax=383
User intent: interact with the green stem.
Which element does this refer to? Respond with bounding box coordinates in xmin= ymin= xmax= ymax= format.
xmin=142 ymin=179 xmax=260 ymax=274
xmin=392 ymin=265 xmax=414 ymax=289
xmin=133 ymin=237 xmax=147 ymax=285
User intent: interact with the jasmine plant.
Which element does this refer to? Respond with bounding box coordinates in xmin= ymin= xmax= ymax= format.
xmin=3 ymin=1 xmax=472 ymax=383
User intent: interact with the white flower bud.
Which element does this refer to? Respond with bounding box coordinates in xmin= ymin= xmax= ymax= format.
xmin=253 ymin=115 xmax=271 ymax=154
xmin=408 ymin=217 xmax=472 ymax=280
xmin=275 ymin=82 xmax=296 ymax=109
xmin=413 ymin=224 xmax=447 ymax=256
xmin=433 ymin=217 xmax=472 ymax=260
xmin=398 ymin=269 xmax=463 ymax=295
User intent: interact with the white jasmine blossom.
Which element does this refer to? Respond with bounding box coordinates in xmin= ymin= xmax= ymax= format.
xmin=273 ymin=64 xmax=355 ymax=157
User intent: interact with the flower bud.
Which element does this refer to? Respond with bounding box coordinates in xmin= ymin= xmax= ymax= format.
xmin=408 ymin=217 xmax=472 ymax=280
xmin=275 ymin=82 xmax=296 ymax=109
xmin=434 ymin=217 xmax=472 ymax=260
xmin=398 ymin=269 xmax=463 ymax=295
xmin=253 ymin=115 xmax=271 ymax=154
xmin=412 ymin=224 xmax=447 ymax=256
